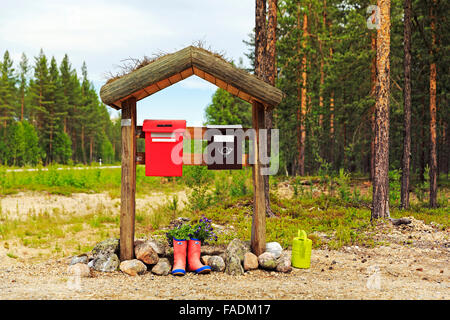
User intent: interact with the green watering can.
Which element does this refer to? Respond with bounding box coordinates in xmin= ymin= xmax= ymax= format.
xmin=291 ymin=230 xmax=312 ymax=269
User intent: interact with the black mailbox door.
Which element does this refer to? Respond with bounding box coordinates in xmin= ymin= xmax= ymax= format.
xmin=207 ymin=127 xmax=242 ymax=170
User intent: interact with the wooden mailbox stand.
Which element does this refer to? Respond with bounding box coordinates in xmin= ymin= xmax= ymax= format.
xmin=100 ymin=46 xmax=284 ymax=260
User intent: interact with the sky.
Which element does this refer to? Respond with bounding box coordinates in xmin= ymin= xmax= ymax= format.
xmin=0 ymin=0 xmax=255 ymax=126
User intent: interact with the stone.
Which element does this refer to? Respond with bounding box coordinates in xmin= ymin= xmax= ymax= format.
xmin=258 ymin=252 xmax=277 ymax=270
xmin=119 ymin=259 xmax=147 ymax=276
xmin=276 ymin=251 xmax=292 ymax=273
xmin=134 ymin=240 xmax=159 ymax=265
xmin=146 ymin=238 xmax=167 ymax=256
xmin=91 ymin=238 xmax=120 ymax=258
xmin=67 ymin=263 xmax=91 ymax=278
xmin=207 ymin=256 xmax=225 ymax=272
xmin=225 ymin=238 xmax=250 ymax=263
xmin=201 ymin=255 xmax=211 ymax=265
xmin=225 ymin=254 xmax=244 ymax=276
xmin=151 ymin=258 xmax=171 ymax=276
xmin=91 ymin=253 xmax=120 ymax=272
xmin=243 ymin=252 xmax=258 ymax=271
xmin=70 ymin=254 xmax=89 ymax=265
xmin=265 ymin=242 xmax=283 ymax=259
xmin=202 ymin=245 xmax=226 ymax=256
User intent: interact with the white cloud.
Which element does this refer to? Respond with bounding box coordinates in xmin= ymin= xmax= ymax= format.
xmin=0 ymin=1 xmax=172 ymax=54
xmin=0 ymin=0 xmax=254 ymax=122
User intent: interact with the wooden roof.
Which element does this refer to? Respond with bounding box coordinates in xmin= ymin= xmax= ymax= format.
xmin=100 ymin=46 xmax=284 ymax=109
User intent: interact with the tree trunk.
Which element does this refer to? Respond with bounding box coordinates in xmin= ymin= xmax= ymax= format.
xmin=255 ymin=0 xmax=267 ymax=80
xmin=400 ymin=0 xmax=412 ymax=209
xmin=264 ymin=0 xmax=277 ymax=217
xmin=371 ymin=0 xmax=391 ymax=220
xmin=328 ymin=23 xmax=335 ymax=165
xmin=90 ymin=137 xmax=94 ymax=164
xmin=81 ymin=125 xmax=87 ymax=165
xmin=370 ymin=32 xmax=377 ymax=181
xmin=429 ymin=0 xmax=438 ymax=208
xmin=318 ymin=0 xmax=326 ymax=128
xmin=299 ymin=9 xmax=308 ymax=176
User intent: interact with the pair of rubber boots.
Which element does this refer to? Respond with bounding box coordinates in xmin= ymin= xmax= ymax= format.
xmin=172 ymin=238 xmax=211 ymax=276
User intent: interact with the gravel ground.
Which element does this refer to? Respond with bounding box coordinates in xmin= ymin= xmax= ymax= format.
xmin=0 ymin=242 xmax=448 ymax=300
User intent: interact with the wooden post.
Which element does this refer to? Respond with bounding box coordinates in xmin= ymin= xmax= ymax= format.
xmin=120 ymin=97 xmax=137 ymax=261
xmin=251 ymin=101 xmax=266 ymax=256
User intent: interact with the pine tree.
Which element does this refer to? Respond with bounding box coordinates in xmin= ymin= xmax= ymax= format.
xmin=372 ymin=0 xmax=391 ymax=220
xmin=18 ymin=53 xmax=29 ymax=122
xmin=0 ymin=50 xmax=17 ymax=129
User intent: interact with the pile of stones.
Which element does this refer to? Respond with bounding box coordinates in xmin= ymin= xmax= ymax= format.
xmin=67 ymin=237 xmax=292 ymax=277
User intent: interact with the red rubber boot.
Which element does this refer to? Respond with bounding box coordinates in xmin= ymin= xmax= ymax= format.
xmin=171 ymin=238 xmax=187 ymax=276
xmin=187 ymin=239 xmax=211 ymax=274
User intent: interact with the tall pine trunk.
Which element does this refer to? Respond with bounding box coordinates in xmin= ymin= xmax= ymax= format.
xmin=298 ymin=8 xmax=308 ymax=176
xmin=263 ymin=0 xmax=277 ymax=217
xmin=400 ymin=0 xmax=412 ymax=209
xmin=429 ymin=0 xmax=438 ymax=208
xmin=328 ymin=23 xmax=335 ymax=165
xmin=372 ymin=0 xmax=391 ymax=220
xmin=370 ymin=32 xmax=377 ymax=181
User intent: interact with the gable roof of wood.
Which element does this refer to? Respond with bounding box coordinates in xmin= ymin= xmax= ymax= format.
xmin=100 ymin=46 xmax=284 ymax=109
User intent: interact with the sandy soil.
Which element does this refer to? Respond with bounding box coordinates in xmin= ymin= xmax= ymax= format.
xmin=0 ymin=191 xmax=187 ymax=220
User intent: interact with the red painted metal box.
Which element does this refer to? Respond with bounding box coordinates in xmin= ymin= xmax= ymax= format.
xmin=142 ymin=119 xmax=186 ymax=177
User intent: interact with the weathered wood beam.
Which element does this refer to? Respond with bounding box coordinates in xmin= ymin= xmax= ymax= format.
xmin=99 ymin=46 xmax=284 ymax=108
xmin=250 ymin=101 xmax=266 ymax=256
xmin=191 ymin=47 xmax=283 ymax=106
xmin=120 ymin=97 xmax=137 ymax=261
xmin=100 ymin=47 xmax=192 ymax=107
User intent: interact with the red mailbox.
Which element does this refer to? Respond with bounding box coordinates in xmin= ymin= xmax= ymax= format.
xmin=142 ymin=119 xmax=186 ymax=177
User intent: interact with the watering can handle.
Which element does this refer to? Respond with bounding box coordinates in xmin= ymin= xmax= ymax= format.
xmin=297 ymin=230 xmax=308 ymax=258
xmin=298 ymin=230 xmax=307 ymax=240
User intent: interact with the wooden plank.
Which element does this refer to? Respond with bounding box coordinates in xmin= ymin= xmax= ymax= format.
xmin=137 ymin=151 xmax=249 ymax=166
xmin=168 ymin=73 xmax=182 ymax=84
xmin=137 ymin=126 xmax=251 ymax=141
xmin=136 ymin=126 xmax=206 ymax=139
xmin=100 ymin=47 xmax=192 ymax=106
xmin=133 ymin=88 xmax=150 ymax=101
xmin=180 ymin=67 xmax=194 ymax=79
xmin=193 ymin=66 xmax=205 ymax=78
xmin=100 ymin=46 xmax=284 ymax=107
xmin=142 ymin=83 xmax=160 ymax=95
xmin=156 ymin=78 xmax=171 ymax=90
xmin=203 ymin=72 xmax=216 ymax=84
xmin=120 ymin=97 xmax=137 ymax=261
xmin=191 ymin=47 xmax=283 ymax=106
xmin=227 ymin=84 xmax=239 ymax=96
xmin=250 ymin=101 xmax=266 ymax=256
xmin=238 ymin=90 xmax=252 ymax=104
xmin=215 ymin=77 xmax=228 ymax=90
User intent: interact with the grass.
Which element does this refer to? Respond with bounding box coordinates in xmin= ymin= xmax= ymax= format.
xmin=0 ymin=165 xmax=448 ymax=261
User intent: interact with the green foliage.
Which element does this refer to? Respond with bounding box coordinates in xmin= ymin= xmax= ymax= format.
xmin=389 ymin=169 xmax=402 ymax=206
xmin=166 ymin=224 xmax=194 ymax=245
xmin=0 ymin=49 xmax=118 ymax=167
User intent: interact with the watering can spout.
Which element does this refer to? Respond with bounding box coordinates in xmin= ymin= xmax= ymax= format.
xmin=291 ymin=229 xmax=312 ymax=269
